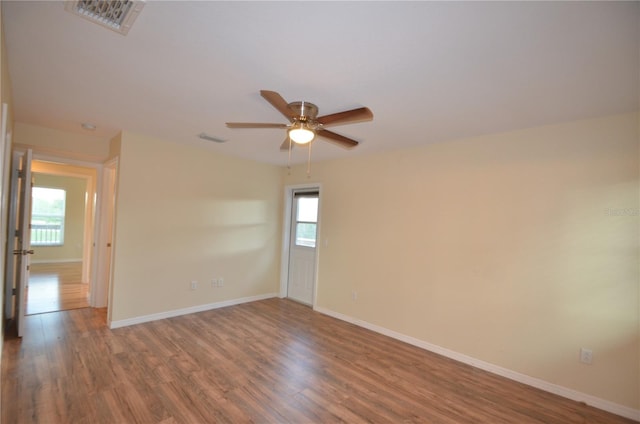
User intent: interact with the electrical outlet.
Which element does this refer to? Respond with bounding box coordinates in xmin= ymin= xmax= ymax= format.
xmin=580 ymin=348 xmax=593 ymax=364
xmin=351 ymin=291 xmax=358 ymax=301
xmin=218 ymin=278 xmax=224 ymax=287
xmin=211 ymin=279 xmax=217 ymax=288
xmin=190 ymin=281 xmax=198 ymax=291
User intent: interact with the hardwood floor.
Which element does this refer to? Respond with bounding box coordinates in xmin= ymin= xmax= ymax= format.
xmin=26 ymin=262 xmax=89 ymax=315
xmin=2 ymin=298 xmax=636 ymax=423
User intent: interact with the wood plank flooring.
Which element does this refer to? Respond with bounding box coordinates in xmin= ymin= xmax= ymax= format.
xmin=2 ymin=298 xmax=636 ymax=423
xmin=26 ymin=262 xmax=89 ymax=315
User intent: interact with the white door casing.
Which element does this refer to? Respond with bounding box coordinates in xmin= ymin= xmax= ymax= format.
xmin=93 ymin=159 xmax=117 ymax=311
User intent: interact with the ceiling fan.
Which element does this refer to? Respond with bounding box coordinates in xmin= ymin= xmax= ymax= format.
xmin=226 ymin=90 xmax=373 ymax=151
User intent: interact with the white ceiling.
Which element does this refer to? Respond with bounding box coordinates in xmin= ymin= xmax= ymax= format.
xmin=3 ymin=1 xmax=639 ymax=166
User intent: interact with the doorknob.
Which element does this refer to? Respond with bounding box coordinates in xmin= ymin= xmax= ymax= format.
xmin=13 ymin=249 xmax=34 ymax=255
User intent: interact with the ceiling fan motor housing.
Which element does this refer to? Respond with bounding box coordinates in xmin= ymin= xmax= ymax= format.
xmin=289 ymin=101 xmax=318 ymax=121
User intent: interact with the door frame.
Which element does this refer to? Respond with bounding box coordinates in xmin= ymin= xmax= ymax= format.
xmin=280 ymin=183 xmax=322 ymax=308
xmin=94 ymin=157 xmax=117 ymax=315
xmin=10 ymin=148 xmax=111 ymax=313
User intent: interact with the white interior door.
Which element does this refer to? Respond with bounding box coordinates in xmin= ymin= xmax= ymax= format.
xmin=9 ymin=150 xmax=33 ymax=337
xmin=287 ymin=191 xmax=319 ymax=305
xmin=0 ymin=104 xmax=8 ymax=318
xmin=3 ymin=151 xmax=19 ymax=322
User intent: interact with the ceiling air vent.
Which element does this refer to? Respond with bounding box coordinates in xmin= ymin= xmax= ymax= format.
xmin=198 ymin=133 xmax=226 ymax=143
xmin=65 ymin=0 xmax=145 ymax=36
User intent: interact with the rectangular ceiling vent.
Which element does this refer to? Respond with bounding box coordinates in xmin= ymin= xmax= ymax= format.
xmin=198 ymin=133 xmax=227 ymax=143
xmin=65 ymin=0 xmax=145 ymax=36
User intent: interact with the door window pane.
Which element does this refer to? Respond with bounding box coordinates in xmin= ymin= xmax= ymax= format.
xmin=297 ymin=197 xmax=318 ymax=222
xmin=294 ymin=195 xmax=318 ymax=248
xmin=296 ymin=223 xmax=317 ymax=247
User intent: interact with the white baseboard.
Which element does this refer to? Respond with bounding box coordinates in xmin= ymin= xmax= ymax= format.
xmin=31 ymin=258 xmax=82 ymax=264
xmin=109 ymin=292 xmax=278 ymax=329
xmin=314 ymin=306 xmax=640 ymax=422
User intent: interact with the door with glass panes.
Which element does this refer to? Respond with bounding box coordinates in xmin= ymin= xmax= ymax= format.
xmin=287 ymin=191 xmax=318 ymax=305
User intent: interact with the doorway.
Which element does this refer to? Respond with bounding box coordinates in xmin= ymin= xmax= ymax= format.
xmin=3 ymin=147 xmax=117 ymax=337
xmin=26 ymin=170 xmax=92 ymax=315
xmin=282 ymin=186 xmax=320 ymax=306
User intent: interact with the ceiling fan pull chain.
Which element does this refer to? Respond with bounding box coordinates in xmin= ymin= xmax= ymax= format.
xmin=287 ymin=136 xmax=292 ymax=175
xmin=307 ymin=142 xmax=312 ymax=178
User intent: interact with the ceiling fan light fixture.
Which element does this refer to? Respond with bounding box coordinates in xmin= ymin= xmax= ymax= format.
xmin=226 ymin=90 xmax=372 ymax=150
xmin=288 ymin=122 xmax=315 ymax=144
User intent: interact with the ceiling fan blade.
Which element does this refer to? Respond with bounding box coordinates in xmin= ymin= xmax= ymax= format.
xmin=260 ymin=90 xmax=295 ymax=121
xmin=280 ymin=138 xmax=293 ymax=151
xmin=226 ymin=122 xmax=288 ymax=129
xmin=316 ymin=129 xmax=359 ymax=149
xmin=317 ymin=107 xmax=373 ymax=127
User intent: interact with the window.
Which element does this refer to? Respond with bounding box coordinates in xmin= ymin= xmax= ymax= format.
xmin=31 ymin=187 xmax=66 ymax=246
xmin=295 ymin=195 xmax=318 ymax=248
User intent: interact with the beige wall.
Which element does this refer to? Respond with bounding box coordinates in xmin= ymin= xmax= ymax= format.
xmin=284 ymin=112 xmax=639 ymax=410
xmin=109 ymin=131 xmax=282 ymax=322
xmin=13 ymin=122 xmax=110 ymax=162
xmin=30 ymin=173 xmax=86 ymax=263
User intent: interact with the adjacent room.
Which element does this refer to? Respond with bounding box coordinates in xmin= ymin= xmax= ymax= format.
xmin=27 ymin=172 xmax=88 ymax=315
xmin=0 ymin=1 xmax=637 ymax=423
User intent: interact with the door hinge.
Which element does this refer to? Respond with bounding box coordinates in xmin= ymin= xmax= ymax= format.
xmin=11 ymin=288 xmax=16 ymax=296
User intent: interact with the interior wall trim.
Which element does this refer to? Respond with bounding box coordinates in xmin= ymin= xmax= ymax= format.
xmin=30 ymin=259 xmax=82 ymax=264
xmin=109 ymin=292 xmax=278 ymax=329
xmin=314 ymin=306 xmax=640 ymax=422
